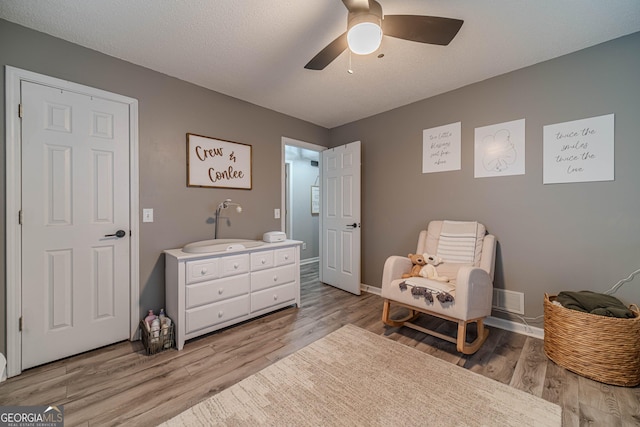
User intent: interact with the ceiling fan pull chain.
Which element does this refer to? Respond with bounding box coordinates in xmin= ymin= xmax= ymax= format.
xmin=348 ymin=50 xmax=354 ymax=74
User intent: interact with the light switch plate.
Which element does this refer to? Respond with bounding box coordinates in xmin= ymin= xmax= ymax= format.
xmin=143 ymin=208 xmax=154 ymax=223
xmin=274 ymin=208 xmax=280 ymax=219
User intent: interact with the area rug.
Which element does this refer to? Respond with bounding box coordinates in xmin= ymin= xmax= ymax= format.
xmin=160 ymin=324 xmax=561 ymax=426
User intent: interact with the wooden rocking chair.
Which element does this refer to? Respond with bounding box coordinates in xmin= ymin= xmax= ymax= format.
xmin=381 ymin=220 xmax=496 ymax=354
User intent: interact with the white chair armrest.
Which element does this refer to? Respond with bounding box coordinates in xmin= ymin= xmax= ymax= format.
xmin=454 ymin=266 xmax=494 ymax=320
xmin=381 ymin=256 xmax=412 ymax=288
xmin=480 ymin=234 xmax=497 ymax=281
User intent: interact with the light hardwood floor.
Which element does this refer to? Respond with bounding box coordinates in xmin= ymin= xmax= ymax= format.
xmin=1 ymin=262 xmax=639 ymax=426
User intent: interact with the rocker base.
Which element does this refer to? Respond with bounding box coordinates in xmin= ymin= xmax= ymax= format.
xmin=382 ymin=299 xmax=489 ymax=355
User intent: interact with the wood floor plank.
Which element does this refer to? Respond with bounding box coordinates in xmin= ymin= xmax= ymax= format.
xmin=579 ymin=402 xmax=622 ymax=427
xmin=125 ymin=356 xmax=276 ymax=427
xmin=2 ymin=262 xmax=637 ymax=427
xmin=0 ymin=366 xmax=67 ymax=402
xmin=460 ymin=329 xmax=518 ymax=384
xmin=578 ymin=375 xmax=623 ymax=419
xmin=561 ymin=367 xmax=581 ymax=427
xmin=614 ymin=386 xmax=640 ymax=426
xmin=63 ymin=366 xmax=191 ymax=427
xmin=541 ymin=358 xmax=565 ymax=406
xmin=460 ymin=326 xmax=503 ymax=370
xmin=509 ymin=336 xmax=548 ymax=397
xmin=63 ymin=347 xmax=216 ymax=407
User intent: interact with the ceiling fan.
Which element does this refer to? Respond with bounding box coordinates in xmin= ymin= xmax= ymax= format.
xmin=304 ymin=0 xmax=464 ymax=70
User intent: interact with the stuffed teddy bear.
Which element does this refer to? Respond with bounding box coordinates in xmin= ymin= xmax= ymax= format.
xmin=419 ymin=253 xmax=450 ymax=282
xmin=401 ymin=253 xmax=427 ymax=279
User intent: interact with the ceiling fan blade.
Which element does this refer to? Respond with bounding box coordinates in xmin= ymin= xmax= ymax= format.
xmin=304 ymin=32 xmax=348 ymax=70
xmin=382 ymin=15 xmax=463 ymax=46
xmin=342 ymin=0 xmax=370 ymax=13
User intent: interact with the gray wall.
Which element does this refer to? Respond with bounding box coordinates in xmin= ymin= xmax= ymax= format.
xmin=287 ymin=156 xmax=320 ymax=261
xmin=0 ymin=19 xmax=329 ymax=355
xmin=330 ymin=32 xmax=640 ymax=323
xmin=2 ymin=17 xmax=639 ymax=355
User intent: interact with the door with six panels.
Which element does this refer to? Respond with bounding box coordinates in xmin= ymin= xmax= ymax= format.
xmin=21 ymin=81 xmax=131 ymax=369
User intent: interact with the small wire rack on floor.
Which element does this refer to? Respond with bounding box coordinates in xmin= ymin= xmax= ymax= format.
xmin=140 ymin=320 xmax=174 ymax=355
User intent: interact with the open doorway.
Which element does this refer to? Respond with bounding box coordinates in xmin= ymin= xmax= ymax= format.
xmin=281 ymin=137 xmax=324 ymax=265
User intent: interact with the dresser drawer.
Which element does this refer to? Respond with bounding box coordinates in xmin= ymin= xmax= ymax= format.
xmin=251 ymin=264 xmax=296 ymax=292
xmin=185 ymin=295 xmax=250 ymax=334
xmin=186 ymin=258 xmax=220 ymax=284
xmin=275 ymin=247 xmax=295 ymax=266
xmin=251 ymin=282 xmax=296 ymax=312
xmin=220 ymin=254 xmax=250 ymax=277
xmin=185 ymin=274 xmax=250 ymax=309
xmin=251 ymin=250 xmax=274 ymax=271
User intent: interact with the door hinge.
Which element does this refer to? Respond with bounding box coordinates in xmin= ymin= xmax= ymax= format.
xmin=19 ymin=316 xmax=23 ymax=332
xmin=18 ymin=210 xmax=22 ymax=225
xmin=18 ymin=103 xmax=23 ymax=118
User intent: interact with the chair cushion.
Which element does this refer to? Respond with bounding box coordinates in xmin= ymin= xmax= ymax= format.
xmin=424 ymin=221 xmax=485 ymax=266
xmin=430 ymin=262 xmax=473 ymax=284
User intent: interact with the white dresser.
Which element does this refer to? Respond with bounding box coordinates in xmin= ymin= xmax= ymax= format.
xmin=164 ymin=240 xmax=302 ymax=350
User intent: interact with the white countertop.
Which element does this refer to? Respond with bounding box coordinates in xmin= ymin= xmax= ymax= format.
xmin=164 ymin=239 xmax=302 ymax=261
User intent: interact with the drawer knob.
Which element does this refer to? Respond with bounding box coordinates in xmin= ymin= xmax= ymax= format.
xmin=284 ymin=255 xmax=289 ymax=260
xmin=201 ymin=268 xmax=207 ymax=275
xmin=218 ymin=288 xmax=224 ymax=295
xmin=273 ymin=294 xmax=278 ymax=301
xmin=234 ymin=263 xmax=239 ymax=269
xmin=273 ymin=276 xmax=278 ymax=281
xmin=218 ymin=311 xmax=224 ymax=318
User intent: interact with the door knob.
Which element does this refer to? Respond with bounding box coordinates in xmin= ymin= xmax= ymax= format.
xmin=346 ymin=223 xmax=360 ymax=229
xmin=105 ymin=230 xmax=126 ymax=238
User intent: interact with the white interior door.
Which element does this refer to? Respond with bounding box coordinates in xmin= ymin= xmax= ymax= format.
xmin=321 ymin=141 xmax=361 ymax=295
xmin=21 ymin=81 xmax=131 ymax=369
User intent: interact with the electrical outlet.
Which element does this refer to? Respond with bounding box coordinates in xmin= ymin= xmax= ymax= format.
xmin=302 ymin=242 xmax=307 ymax=250
xmin=274 ymin=208 xmax=280 ymax=219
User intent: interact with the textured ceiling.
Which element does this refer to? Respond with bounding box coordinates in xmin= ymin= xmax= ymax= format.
xmin=1 ymin=0 xmax=639 ymax=128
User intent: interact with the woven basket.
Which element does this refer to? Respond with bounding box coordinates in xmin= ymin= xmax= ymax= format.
xmin=544 ymin=293 xmax=640 ymax=387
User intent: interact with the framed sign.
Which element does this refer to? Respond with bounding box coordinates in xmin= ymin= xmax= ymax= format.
xmin=187 ymin=133 xmax=252 ymax=189
xmin=311 ymin=186 xmax=320 ymax=215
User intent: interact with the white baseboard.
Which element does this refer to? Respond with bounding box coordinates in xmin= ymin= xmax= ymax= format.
xmin=360 ymin=283 xmax=382 ymax=295
xmin=301 ymin=257 xmax=319 ymax=266
xmin=484 ymin=316 xmax=544 ymax=339
xmin=360 ymin=283 xmax=544 ymax=339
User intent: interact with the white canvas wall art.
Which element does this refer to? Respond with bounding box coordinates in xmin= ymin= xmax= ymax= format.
xmin=474 ymin=119 xmax=525 ymax=178
xmin=422 ymin=122 xmax=461 ymax=173
xmin=543 ymin=114 xmax=614 ymax=184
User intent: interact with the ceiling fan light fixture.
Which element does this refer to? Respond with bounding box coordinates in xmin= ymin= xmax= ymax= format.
xmin=347 ymin=14 xmax=383 ymax=55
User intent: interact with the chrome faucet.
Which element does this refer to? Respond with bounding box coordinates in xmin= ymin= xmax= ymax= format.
xmin=214 ymin=199 xmax=242 ymax=239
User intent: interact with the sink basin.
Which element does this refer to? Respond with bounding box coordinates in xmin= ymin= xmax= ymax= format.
xmin=182 ymin=239 xmax=264 ymax=254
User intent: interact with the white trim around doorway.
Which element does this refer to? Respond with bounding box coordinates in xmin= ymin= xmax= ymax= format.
xmin=280 ymin=137 xmax=326 ymax=233
xmin=4 ymin=66 xmax=140 ymax=378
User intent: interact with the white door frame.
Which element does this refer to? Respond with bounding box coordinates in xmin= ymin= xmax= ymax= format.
xmin=280 ymin=136 xmax=326 ymax=233
xmin=5 ymin=66 xmax=140 ymax=378
xmin=284 ymin=161 xmax=293 ymax=238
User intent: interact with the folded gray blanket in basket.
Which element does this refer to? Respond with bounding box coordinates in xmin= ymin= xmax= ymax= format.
xmin=556 ymin=290 xmax=634 ymax=318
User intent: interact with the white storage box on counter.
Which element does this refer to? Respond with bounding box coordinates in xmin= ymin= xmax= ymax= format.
xmin=263 ymin=231 xmax=286 ymax=243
